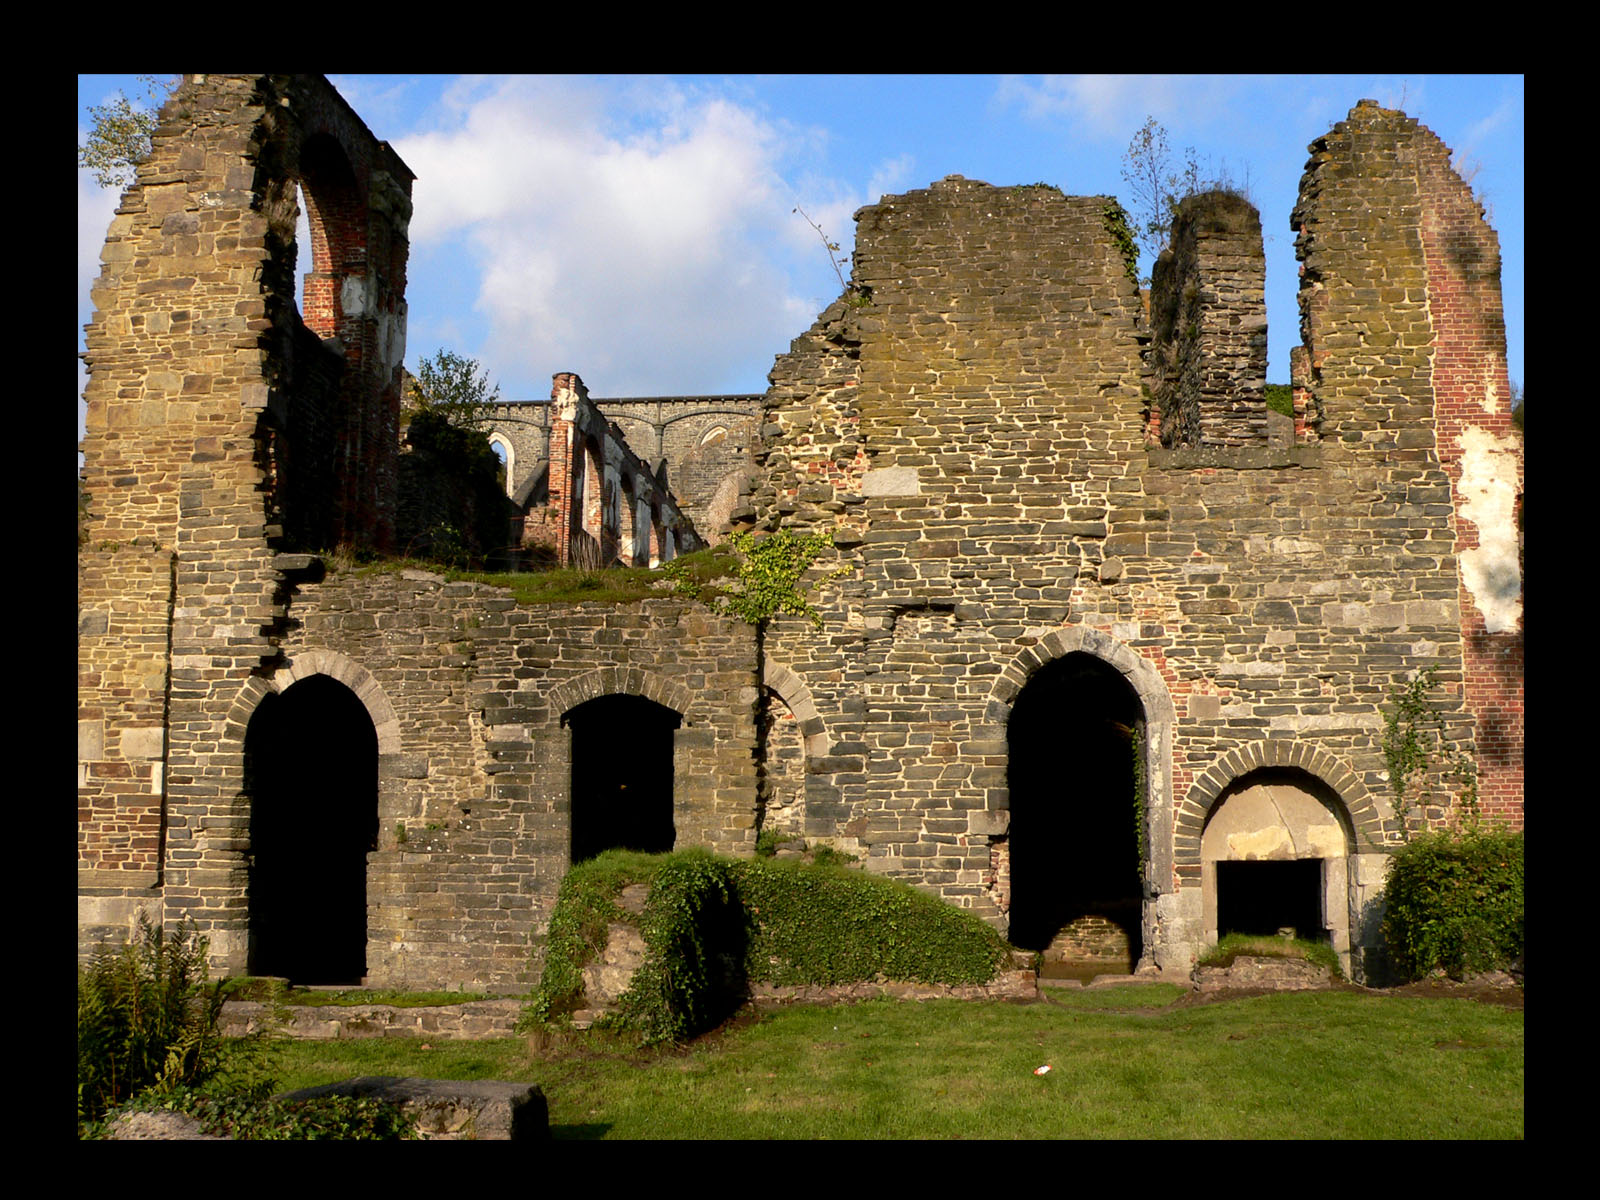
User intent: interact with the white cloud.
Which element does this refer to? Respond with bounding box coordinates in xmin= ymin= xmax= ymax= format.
xmin=394 ymin=77 xmax=822 ymax=396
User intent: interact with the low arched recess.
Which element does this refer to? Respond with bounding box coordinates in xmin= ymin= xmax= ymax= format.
xmin=1175 ymin=741 xmax=1382 ymax=875
xmin=979 ymin=627 xmax=1176 ymax=969
xmin=1180 ymin=744 xmax=1385 ymax=981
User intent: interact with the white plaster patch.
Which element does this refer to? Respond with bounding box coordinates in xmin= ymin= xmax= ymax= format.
xmin=1303 ymin=823 xmax=1345 ymax=857
xmin=860 ymin=466 xmax=921 ymax=497
xmin=340 ymin=274 xmax=369 ymax=317
xmin=1455 ymin=424 xmax=1522 ymax=633
xmin=1227 ymin=827 xmax=1294 ymax=859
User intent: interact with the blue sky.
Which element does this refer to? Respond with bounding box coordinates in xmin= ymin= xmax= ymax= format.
xmin=79 ymin=74 xmax=1523 ymax=436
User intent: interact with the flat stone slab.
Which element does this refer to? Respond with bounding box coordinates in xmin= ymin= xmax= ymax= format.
xmin=1193 ymin=955 xmax=1335 ymax=992
xmin=275 ymin=1077 xmax=548 ymax=1141
xmin=220 ymin=998 xmax=522 ymax=1040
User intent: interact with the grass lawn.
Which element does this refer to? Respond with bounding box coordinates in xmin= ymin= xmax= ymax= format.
xmin=263 ymin=987 xmax=1523 ymax=1139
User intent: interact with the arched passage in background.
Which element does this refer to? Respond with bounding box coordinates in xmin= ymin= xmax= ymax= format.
xmin=1007 ymin=652 xmax=1145 ymax=969
xmin=565 ymin=694 xmax=682 ymax=864
xmin=245 ymin=674 xmax=378 ymax=983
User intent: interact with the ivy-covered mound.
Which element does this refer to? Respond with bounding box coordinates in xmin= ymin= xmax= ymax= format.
xmin=524 ymin=849 xmax=1011 ymax=1045
xmin=1382 ymin=826 xmax=1523 ymax=981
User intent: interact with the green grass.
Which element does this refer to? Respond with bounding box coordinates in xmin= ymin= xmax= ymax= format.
xmin=1199 ymin=933 xmax=1343 ymax=977
xmin=262 ymin=991 xmax=1522 ymax=1139
xmin=347 ymin=544 xmax=741 ymax=607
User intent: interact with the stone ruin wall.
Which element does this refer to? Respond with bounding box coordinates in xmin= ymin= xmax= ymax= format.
xmin=747 ymin=118 xmax=1522 ymax=977
xmin=1148 ymin=190 xmax=1270 ymax=448
xmin=80 ymin=74 xmax=414 ymax=961
xmin=1293 ymin=101 xmax=1523 ymax=823
xmin=79 ymin=83 xmax=1522 ymax=986
xmin=263 ymin=573 xmax=758 ymax=992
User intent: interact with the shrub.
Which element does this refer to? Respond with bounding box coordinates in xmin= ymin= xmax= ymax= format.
xmin=108 ymin=1088 xmax=420 ymax=1140
xmin=77 ymin=914 xmax=249 ymax=1124
xmin=524 ymin=848 xmax=1011 ymax=1045
xmin=1382 ymin=827 xmax=1523 ymax=980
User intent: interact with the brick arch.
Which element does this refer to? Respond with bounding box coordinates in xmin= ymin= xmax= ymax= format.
xmin=550 ymin=668 xmax=695 ymax=726
xmin=225 ymin=648 xmax=401 ymax=754
xmin=981 ymin=626 xmax=1177 ymax=899
xmin=1176 ymin=741 xmax=1382 ymax=867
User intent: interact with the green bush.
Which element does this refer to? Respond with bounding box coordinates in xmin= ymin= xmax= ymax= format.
xmin=105 ymin=1088 xmax=420 ymax=1140
xmin=1382 ymin=827 xmax=1523 ymax=980
xmin=524 ymin=848 xmax=1011 ymax=1045
xmin=77 ymin=914 xmax=250 ymax=1124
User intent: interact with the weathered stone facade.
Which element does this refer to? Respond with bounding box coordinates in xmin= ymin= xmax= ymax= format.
xmin=79 ymin=82 xmax=1521 ymax=992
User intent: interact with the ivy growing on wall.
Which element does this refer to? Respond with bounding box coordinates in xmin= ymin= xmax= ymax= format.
xmin=663 ymin=528 xmax=845 ymax=629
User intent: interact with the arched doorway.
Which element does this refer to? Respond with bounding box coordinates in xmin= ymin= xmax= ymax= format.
xmin=566 ymin=694 xmax=681 ymax=864
xmin=245 ymin=675 xmax=378 ymax=984
xmin=1007 ymin=652 xmax=1145 ymax=971
xmin=1200 ymin=768 xmax=1354 ymax=965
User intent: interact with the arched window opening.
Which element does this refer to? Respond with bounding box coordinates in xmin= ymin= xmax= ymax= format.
xmin=245 ymin=675 xmax=378 ymax=984
xmin=296 ymin=134 xmax=364 ymax=342
xmin=566 ymin=694 xmax=680 ymax=864
xmin=1007 ymin=652 xmax=1145 ymax=976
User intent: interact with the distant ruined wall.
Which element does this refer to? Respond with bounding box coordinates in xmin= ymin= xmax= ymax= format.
xmin=544 ymin=373 xmax=701 ymax=567
xmin=486 ymin=394 xmax=760 ymax=547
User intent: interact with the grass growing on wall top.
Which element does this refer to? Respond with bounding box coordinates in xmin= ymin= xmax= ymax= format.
xmin=342 ymin=544 xmax=741 ymax=607
xmin=524 ymin=849 xmax=1012 ymax=1046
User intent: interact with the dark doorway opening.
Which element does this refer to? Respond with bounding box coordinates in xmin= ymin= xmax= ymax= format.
xmin=246 ymin=676 xmax=378 ymax=984
xmin=567 ymin=694 xmax=680 ymax=864
xmin=1007 ymin=653 xmax=1144 ymax=965
xmin=1217 ymin=859 xmax=1324 ymax=940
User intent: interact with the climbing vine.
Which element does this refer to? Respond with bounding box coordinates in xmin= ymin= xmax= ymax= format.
xmin=1131 ymin=718 xmax=1148 ymax=877
xmin=1102 ymin=201 xmax=1141 ymax=289
xmin=1381 ymin=667 xmax=1480 ymax=838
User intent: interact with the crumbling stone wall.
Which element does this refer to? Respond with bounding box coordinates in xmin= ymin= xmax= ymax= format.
xmin=79 ymin=74 xmax=413 ymax=965
xmin=79 ymin=85 xmax=1521 ymax=989
xmin=1148 ymin=190 xmax=1269 ymax=447
xmin=1294 ymin=100 xmax=1523 ymax=823
xmin=267 ymin=570 xmax=759 ymax=991
xmin=746 ymin=136 xmax=1518 ymax=980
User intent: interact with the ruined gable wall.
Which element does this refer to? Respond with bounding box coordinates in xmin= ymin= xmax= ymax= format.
xmin=753 ymin=178 xmax=1155 ymax=925
xmin=1294 ymin=101 xmax=1521 ymax=827
xmin=78 ymin=74 xmax=414 ymax=966
xmin=750 ymin=153 xmax=1499 ymax=974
